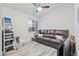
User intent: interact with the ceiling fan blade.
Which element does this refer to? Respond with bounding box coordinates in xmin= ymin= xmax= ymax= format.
xmin=41 ymin=6 xmax=50 ymax=8
xmin=33 ymin=3 xmax=40 ymax=7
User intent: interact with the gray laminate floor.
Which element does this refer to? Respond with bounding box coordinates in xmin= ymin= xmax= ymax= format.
xmin=5 ymin=41 xmax=57 ymax=56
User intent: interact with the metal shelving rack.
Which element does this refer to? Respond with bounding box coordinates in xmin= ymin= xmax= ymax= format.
xmin=2 ymin=17 xmax=15 ymax=55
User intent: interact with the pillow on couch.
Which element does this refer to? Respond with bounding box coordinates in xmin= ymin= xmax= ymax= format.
xmin=38 ymin=34 xmax=43 ymax=37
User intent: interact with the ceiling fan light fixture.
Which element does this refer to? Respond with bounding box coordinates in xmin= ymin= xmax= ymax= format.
xmin=37 ymin=7 xmax=42 ymax=11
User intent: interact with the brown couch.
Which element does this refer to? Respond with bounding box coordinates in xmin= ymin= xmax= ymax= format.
xmin=33 ymin=29 xmax=69 ymax=49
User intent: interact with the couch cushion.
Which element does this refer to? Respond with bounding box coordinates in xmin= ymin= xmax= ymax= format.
xmin=50 ymin=39 xmax=62 ymax=44
xmin=48 ymin=30 xmax=54 ymax=34
xmin=37 ymin=36 xmax=50 ymax=41
xmin=55 ymin=30 xmax=63 ymax=35
xmin=55 ymin=35 xmax=63 ymax=39
xmin=40 ymin=30 xmax=48 ymax=34
xmin=55 ymin=30 xmax=69 ymax=39
xmin=43 ymin=34 xmax=56 ymax=39
xmin=42 ymin=37 xmax=50 ymax=41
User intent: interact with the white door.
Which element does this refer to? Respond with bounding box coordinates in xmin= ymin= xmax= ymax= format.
xmin=75 ymin=4 xmax=79 ymax=56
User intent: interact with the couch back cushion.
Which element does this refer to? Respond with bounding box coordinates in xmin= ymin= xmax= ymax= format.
xmin=55 ymin=35 xmax=63 ymax=39
xmin=48 ymin=30 xmax=54 ymax=34
xmin=39 ymin=30 xmax=48 ymax=34
xmin=38 ymin=29 xmax=69 ymax=39
xmin=55 ymin=30 xmax=69 ymax=38
xmin=55 ymin=30 xmax=63 ymax=35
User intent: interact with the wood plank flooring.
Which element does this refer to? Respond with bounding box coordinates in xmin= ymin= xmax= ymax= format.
xmin=5 ymin=41 xmax=57 ymax=56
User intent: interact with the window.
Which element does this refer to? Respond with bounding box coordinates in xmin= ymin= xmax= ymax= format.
xmin=28 ymin=19 xmax=38 ymax=31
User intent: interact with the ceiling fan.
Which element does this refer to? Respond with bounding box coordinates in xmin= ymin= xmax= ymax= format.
xmin=33 ymin=3 xmax=50 ymax=13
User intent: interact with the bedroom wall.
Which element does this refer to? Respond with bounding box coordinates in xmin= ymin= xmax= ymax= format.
xmin=1 ymin=6 xmax=38 ymax=45
xmin=39 ymin=4 xmax=75 ymax=35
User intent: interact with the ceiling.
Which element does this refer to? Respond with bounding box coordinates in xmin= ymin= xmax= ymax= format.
xmin=1 ymin=3 xmax=63 ymax=17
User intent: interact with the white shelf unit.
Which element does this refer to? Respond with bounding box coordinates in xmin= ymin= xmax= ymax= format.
xmin=2 ymin=17 xmax=15 ymax=56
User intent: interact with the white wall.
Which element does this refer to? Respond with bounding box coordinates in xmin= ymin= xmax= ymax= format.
xmin=39 ymin=4 xmax=75 ymax=35
xmin=1 ymin=6 xmax=37 ymax=45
